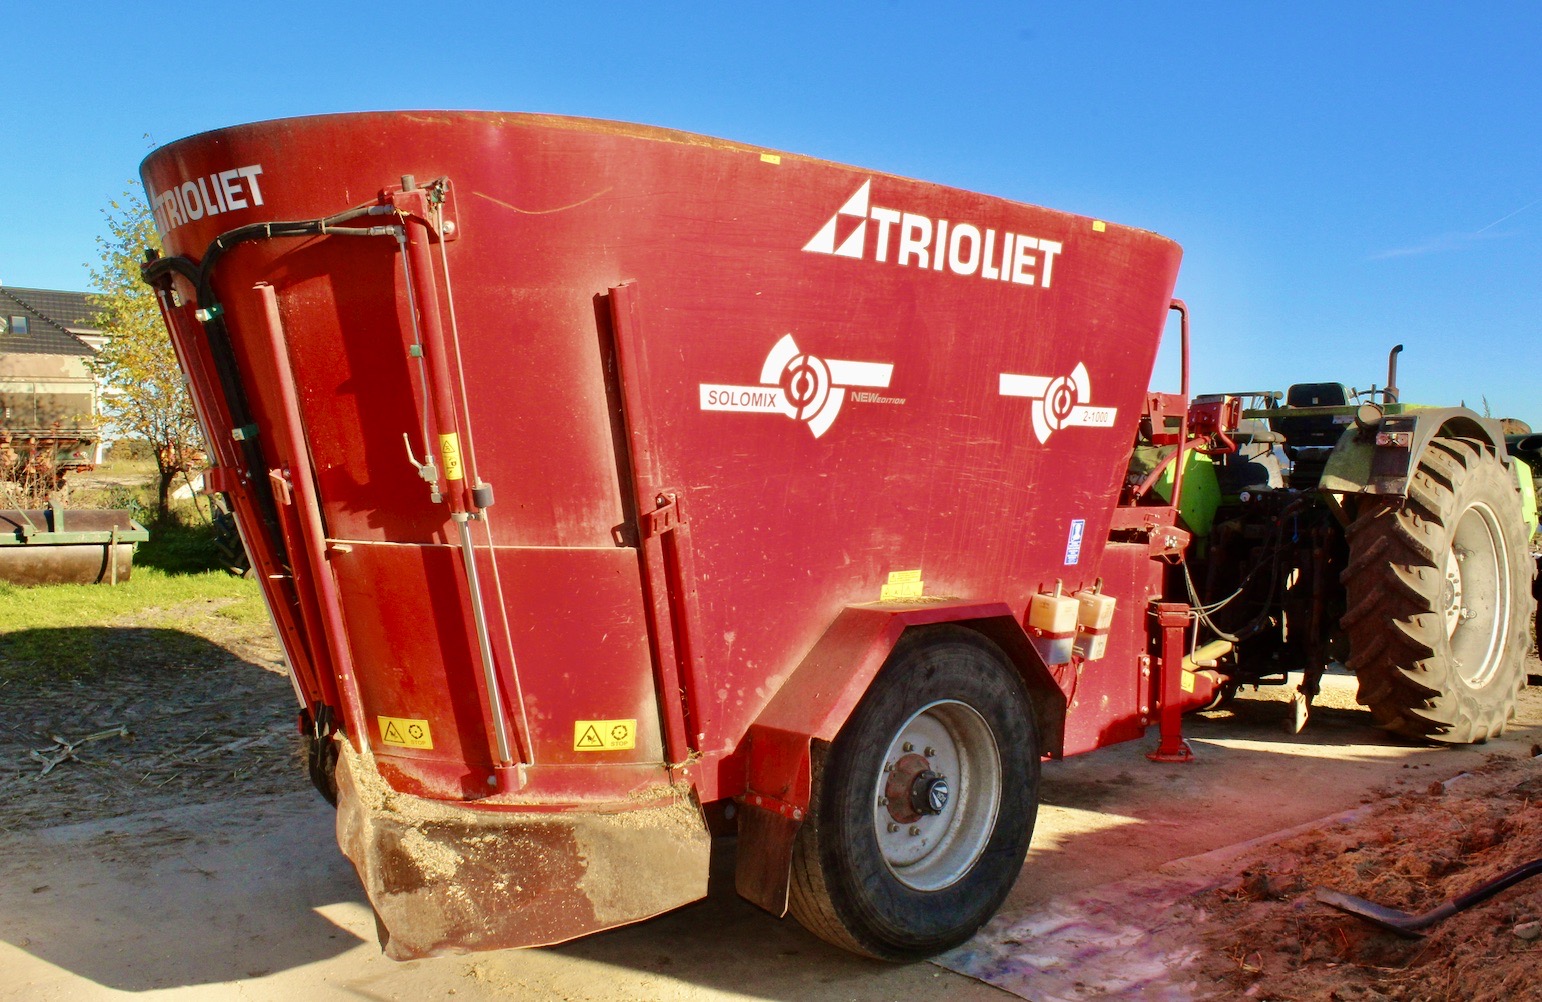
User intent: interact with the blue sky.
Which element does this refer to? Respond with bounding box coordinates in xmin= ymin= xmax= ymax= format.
xmin=4 ymin=3 xmax=1537 ymax=422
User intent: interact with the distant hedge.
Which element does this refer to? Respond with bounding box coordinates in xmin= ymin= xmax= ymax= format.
xmin=107 ymin=438 xmax=154 ymax=461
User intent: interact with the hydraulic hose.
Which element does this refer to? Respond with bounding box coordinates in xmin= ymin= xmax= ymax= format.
xmin=140 ymin=204 xmax=403 ymax=563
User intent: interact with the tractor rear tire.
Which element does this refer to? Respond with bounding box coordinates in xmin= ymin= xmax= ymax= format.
xmin=1342 ymin=437 xmax=1534 ymax=743
xmin=787 ymin=626 xmax=1037 ymax=960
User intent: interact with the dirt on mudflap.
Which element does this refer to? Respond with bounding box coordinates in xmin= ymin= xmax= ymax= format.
xmin=0 ymin=602 xmax=306 ymax=834
xmin=1194 ymin=742 xmax=1542 ymax=1002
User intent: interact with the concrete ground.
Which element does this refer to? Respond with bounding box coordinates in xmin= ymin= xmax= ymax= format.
xmin=3 ymin=669 xmax=1540 ymax=1002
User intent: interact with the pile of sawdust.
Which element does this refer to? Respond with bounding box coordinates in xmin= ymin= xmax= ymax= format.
xmin=1195 ymin=750 xmax=1542 ymax=1001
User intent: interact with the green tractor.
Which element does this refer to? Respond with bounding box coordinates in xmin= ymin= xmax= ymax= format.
xmin=1174 ymin=345 xmax=1537 ymax=743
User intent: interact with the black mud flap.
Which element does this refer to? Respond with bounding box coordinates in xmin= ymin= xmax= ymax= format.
xmin=333 ymin=743 xmax=711 ymax=959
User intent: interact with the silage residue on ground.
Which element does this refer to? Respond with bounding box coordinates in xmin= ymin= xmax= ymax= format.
xmin=1196 ymin=749 xmax=1542 ymax=1002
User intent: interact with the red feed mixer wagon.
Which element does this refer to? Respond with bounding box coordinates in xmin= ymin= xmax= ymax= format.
xmin=140 ymin=112 xmax=1525 ymax=962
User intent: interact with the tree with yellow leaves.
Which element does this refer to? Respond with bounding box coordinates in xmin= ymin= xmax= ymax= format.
xmin=87 ymin=191 xmax=203 ymax=523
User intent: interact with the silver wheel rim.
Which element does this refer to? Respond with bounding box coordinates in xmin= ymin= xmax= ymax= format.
xmin=1443 ymin=499 xmax=1509 ymax=688
xmin=871 ymin=699 xmax=1002 ymax=892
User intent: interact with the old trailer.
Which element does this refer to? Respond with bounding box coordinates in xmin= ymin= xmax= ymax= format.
xmin=140 ymin=111 xmax=1490 ymax=961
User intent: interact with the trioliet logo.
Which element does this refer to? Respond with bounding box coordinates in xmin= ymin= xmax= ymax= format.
xmin=803 ymin=179 xmax=1063 ymax=288
xmin=146 ymin=164 xmax=266 ymax=237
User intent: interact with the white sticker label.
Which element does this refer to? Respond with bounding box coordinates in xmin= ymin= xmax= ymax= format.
xmin=1064 ymin=519 xmax=1086 ymax=566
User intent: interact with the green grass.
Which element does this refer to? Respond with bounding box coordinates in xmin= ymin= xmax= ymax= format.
xmin=0 ymin=567 xmax=265 ymax=683
xmin=0 ymin=503 xmax=268 ymax=682
xmin=0 ymin=566 xmax=259 ymax=631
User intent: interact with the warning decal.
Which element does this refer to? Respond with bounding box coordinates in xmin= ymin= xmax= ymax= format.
xmin=378 ymin=715 xmax=434 ymax=750
xmin=439 ymin=432 xmax=464 ymax=481
xmin=573 ymin=719 xmax=636 ymax=752
xmin=880 ymin=568 xmax=925 ymax=601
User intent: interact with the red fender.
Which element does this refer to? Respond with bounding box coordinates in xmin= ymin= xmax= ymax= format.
xmin=734 ymin=601 xmax=1064 ymax=915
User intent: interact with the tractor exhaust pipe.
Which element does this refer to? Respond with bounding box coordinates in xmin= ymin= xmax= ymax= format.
xmin=1385 ymin=344 xmax=1403 ymax=403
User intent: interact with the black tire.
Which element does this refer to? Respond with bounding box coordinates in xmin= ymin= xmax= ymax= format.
xmin=1342 ymin=437 xmax=1535 ymax=743
xmin=306 ymin=732 xmax=340 ymax=806
xmin=787 ymin=626 xmax=1038 ymax=960
xmin=211 ymin=496 xmax=251 ymax=577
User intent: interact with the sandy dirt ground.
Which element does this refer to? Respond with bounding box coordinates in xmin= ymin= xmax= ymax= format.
xmin=2 ymin=615 xmax=1540 ymax=1000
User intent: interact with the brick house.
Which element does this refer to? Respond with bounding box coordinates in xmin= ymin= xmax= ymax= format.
xmin=0 ymin=285 xmax=105 ymax=465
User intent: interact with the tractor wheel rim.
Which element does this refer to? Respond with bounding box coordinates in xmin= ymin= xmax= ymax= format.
xmin=871 ymin=699 xmax=1002 ymax=892
xmin=1447 ymin=500 xmax=1509 ymax=688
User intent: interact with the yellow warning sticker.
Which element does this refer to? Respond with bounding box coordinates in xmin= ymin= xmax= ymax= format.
xmin=1180 ymin=670 xmax=1196 ymax=694
xmin=880 ymin=569 xmax=925 ymax=601
xmin=759 ymin=153 xmax=782 ymax=164
xmin=439 ymin=432 xmax=464 ymax=481
xmin=379 ymin=715 xmax=434 ymax=749
xmin=574 ymin=719 xmax=636 ymax=752
xmin=1092 ymin=220 xmax=1107 ymax=232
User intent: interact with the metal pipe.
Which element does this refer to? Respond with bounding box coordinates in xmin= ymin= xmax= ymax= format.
xmin=1168 ymin=299 xmax=1192 ymax=516
xmin=400 ymin=211 xmax=471 ymax=514
xmin=1385 ymin=343 xmax=1403 ymax=403
xmin=252 ymin=283 xmax=370 ymax=747
xmin=399 ymin=206 xmax=524 ymax=781
xmin=148 ymin=282 xmax=334 ymax=714
xmin=457 ymin=515 xmax=515 ymax=769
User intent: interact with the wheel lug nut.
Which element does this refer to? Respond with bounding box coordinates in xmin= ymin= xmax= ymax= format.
xmin=902 ymin=742 xmax=914 ymax=752
xmin=924 ymin=746 xmax=936 ymax=757
xmin=887 ymin=822 xmax=899 ymax=833
xmin=877 ymin=796 xmax=889 ymax=807
xmin=908 ymin=825 xmax=921 ymax=836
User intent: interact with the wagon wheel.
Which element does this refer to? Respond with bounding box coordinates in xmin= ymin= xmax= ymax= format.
xmin=210 ymin=495 xmax=251 ymax=577
xmin=1343 ymin=437 xmax=1535 ymax=743
xmin=788 ymin=626 xmax=1038 ymax=960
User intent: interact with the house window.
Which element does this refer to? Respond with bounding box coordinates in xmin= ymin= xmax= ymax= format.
xmin=7 ymin=316 xmax=26 ymax=336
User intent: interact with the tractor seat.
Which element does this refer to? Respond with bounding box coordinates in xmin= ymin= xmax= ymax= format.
xmin=1272 ymin=382 xmax=1352 ymax=451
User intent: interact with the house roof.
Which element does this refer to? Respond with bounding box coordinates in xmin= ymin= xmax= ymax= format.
xmin=0 ymin=286 xmax=98 ymax=357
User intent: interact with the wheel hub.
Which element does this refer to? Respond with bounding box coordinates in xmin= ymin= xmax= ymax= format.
xmin=910 ymin=770 xmax=949 ymax=815
xmin=872 ymin=699 xmax=1003 ymax=891
xmin=883 ymin=753 xmax=936 ymax=824
xmin=1445 ymin=501 xmax=1510 ymax=688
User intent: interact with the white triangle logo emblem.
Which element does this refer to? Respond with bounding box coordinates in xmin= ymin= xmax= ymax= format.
xmin=803 ymin=180 xmax=871 ymax=258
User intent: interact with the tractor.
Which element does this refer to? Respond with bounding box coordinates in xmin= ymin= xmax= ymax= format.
xmin=1168 ymin=345 xmax=1537 ymax=742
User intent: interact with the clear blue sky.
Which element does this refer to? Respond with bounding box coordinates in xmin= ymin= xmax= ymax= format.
xmin=4 ymin=3 xmax=1537 ymax=422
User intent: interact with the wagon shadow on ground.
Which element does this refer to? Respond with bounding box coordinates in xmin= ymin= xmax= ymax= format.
xmin=0 ymin=625 xmax=369 ymax=992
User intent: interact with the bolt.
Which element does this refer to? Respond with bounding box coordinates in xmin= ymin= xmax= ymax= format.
xmin=908 ymin=826 xmax=921 ymax=836
xmin=924 ymin=746 xmax=936 ymax=757
xmin=903 ymin=742 xmax=914 ymax=752
xmin=877 ymin=796 xmax=889 ymax=807
xmin=883 ymin=763 xmax=893 ymax=773
xmin=887 ymin=822 xmax=899 ymax=833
